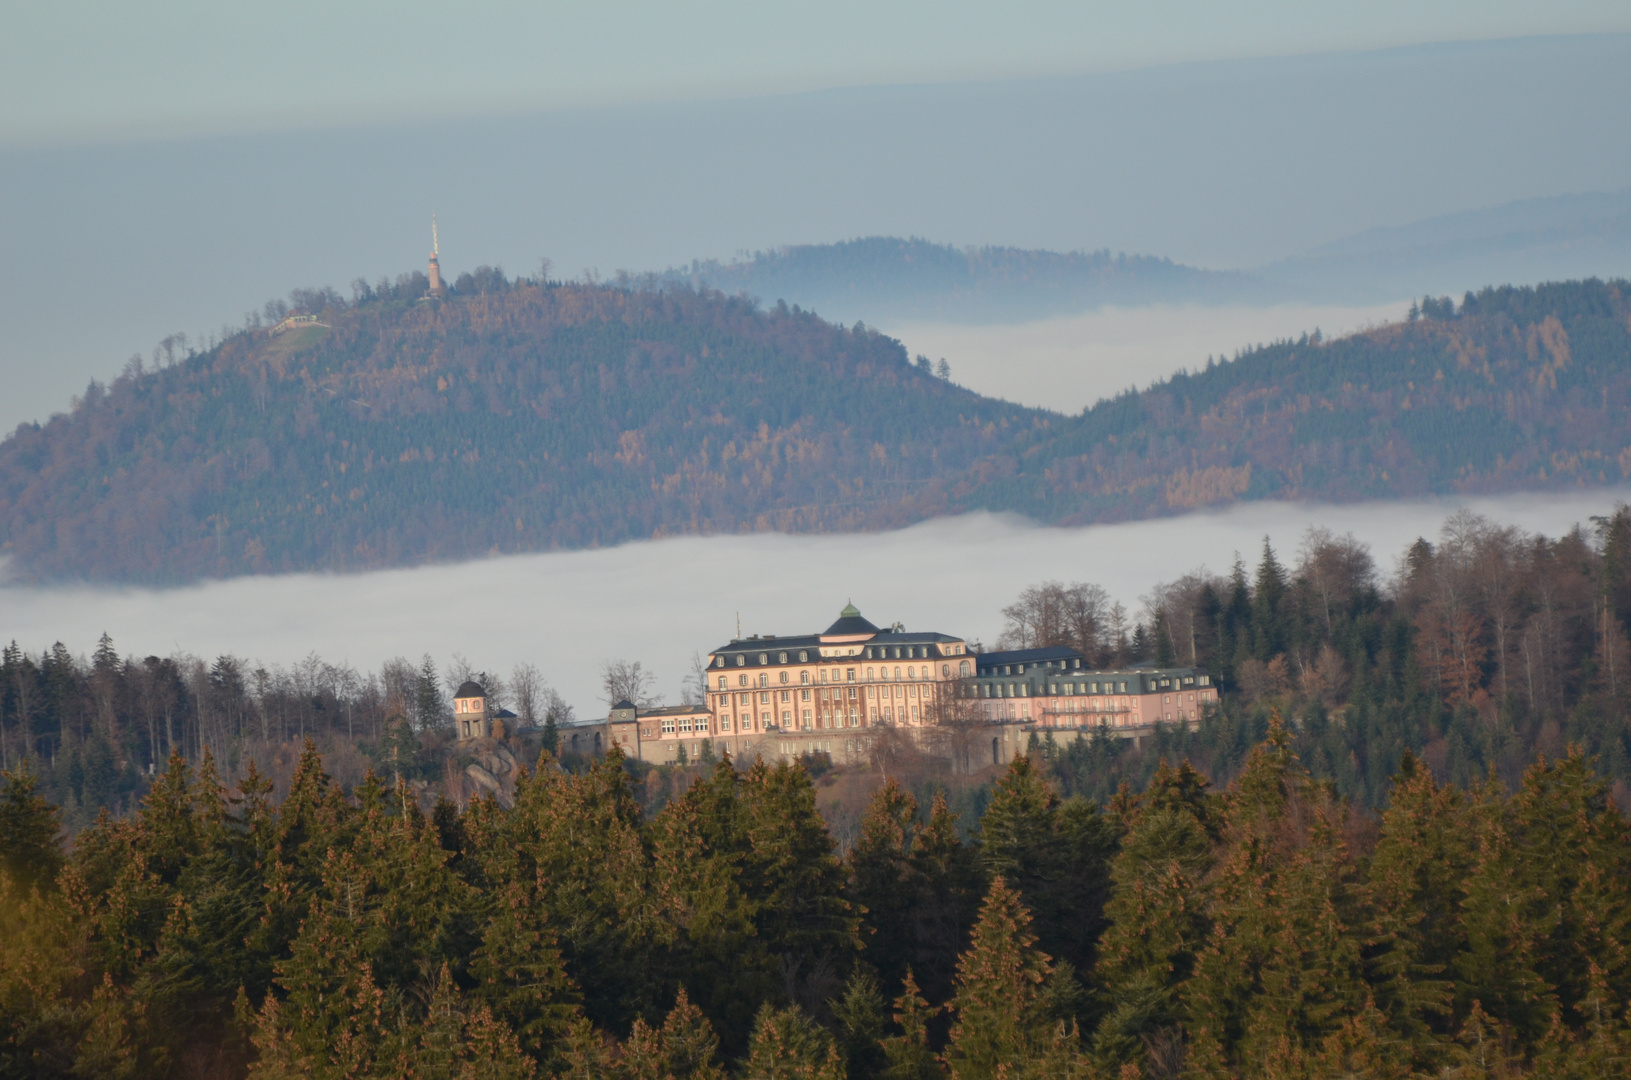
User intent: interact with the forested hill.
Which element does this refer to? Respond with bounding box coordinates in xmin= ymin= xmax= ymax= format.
xmin=667 ymin=236 xmax=1266 ymax=323
xmin=3 ymin=276 xmax=1631 ymax=584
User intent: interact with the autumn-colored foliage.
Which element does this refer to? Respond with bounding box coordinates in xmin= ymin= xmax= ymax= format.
xmin=3 ymin=276 xmax=1630 ymax=583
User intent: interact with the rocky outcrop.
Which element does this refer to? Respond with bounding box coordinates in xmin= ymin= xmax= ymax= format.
xmin=453 ymin=736 xmax=524 ymax=809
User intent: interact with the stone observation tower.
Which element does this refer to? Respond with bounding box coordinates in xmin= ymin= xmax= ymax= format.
xmin=453 ymin=679 xmax=488 ymax=740
xmin=428 ymin=215 xmax=447 ymax=298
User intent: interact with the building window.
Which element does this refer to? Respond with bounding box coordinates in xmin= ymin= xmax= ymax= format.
xmin=959 ymin=661 xmax=970 ymax=678
xmin=800 ymin=671 xmax=809 ymax=684
xmin=781 ymin=690 xmax=791 ymax=703
xmin=759 ymin=653 xmax=768 ymax=665
xmin=760 ymin=691 xmax=770 ymax=704
xmin=780 ymin=671 xmax=789 ymax=684
xmin=679 ymin=716 xmax=692 ymax=732
xmin=718 ymin=676 xmax=727 ymax=689
xmin=736 ymin=655 xmax=744 ymax=666
xmin=847 ymin=668 xmax=856 ymax=682
xmin=801 ymin=689 xmax=811 ymax=701
xmin=662 ymin=718 xmax=676 ymax=733
xmin=759 ymin=673 xmax=769 ymax=687
xmin=799 ymin=650 xmax=808 ymax=662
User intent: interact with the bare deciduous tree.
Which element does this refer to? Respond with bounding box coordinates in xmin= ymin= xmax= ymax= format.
xmin=510 ymin=663 xmax=542 ymax=726
xmin=601 ymin=659 xmax=658 ymax=709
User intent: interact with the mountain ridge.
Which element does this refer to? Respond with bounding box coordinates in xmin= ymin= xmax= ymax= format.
xmin=3 ymin=275 xmax=1629 ymax=585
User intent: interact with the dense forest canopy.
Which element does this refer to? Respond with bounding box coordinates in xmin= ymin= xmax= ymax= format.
xmin=3 ymin=712 xmax=1631 ymax=1077
xmin=2 ymin=274 xmax=1630 ymax=584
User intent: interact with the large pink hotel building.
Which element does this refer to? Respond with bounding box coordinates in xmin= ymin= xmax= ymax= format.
xmin=594 ymin=604 xmax=1218 ymax=766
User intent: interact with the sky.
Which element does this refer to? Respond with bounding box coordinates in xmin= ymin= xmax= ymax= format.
xmin=5 ymin=2 xmax=1629 ymax=147
xmin=2 ymin=489 xmax=1623 ymax=717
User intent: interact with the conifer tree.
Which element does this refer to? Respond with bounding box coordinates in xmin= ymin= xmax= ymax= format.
xmin=849 ymin=779 xmax=919 ymax=992
xmin=944 ymin=876 xmax=1061 ymax=1080
xmin=908 ymin=791 xmax=985 ymax=1004
xmin=832 ymin=968 xmax=890 ymax=1080
xmin=0 ymin=762 xmax=62 ymax=891
xmin=649 ymin=762 xmax=769 ymax=1054
xmin=471 ymin=879 xmax=584 ymax=1065
xmin=1181 ymin=721 xmax=1370 ymax=1076
xmin=1363 ymin=752 xmax=1465 ymax=1062
xmin=741 ymin=1004 xmax=845 ymax=1080
xmin=736 ymin=760 xmax=858 ymax=992
xmin=1090 ymin=765 xmax=1215 ymax=1069
xmin=483 ymin=747 xmax=663 ymax=1032
xmin=980 ymin=756 xmax=1115 ymax=976
xmin=881 ymin=969 xmax=942 ymax=1080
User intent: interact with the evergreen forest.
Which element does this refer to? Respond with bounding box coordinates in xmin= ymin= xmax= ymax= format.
xmin=5 ymin=506 xmax=1631 ymax=1076
xmin=2 ymin=273 xmax=1630 ymax=584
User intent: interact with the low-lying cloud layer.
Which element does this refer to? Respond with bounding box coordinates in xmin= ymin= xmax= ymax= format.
xmin=2 ymin=489 xmax=1624 ymax=716
xmin=888 ymin=301 xmax=1408 ymax=413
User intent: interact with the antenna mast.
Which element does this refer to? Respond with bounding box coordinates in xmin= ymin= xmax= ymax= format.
xmin=432 ymin=214 xmax=440 ymax=256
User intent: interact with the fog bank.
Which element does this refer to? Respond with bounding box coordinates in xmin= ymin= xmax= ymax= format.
xmin=889 ymin=302 xmax=1409 ymax=413
xmin=2 ymin=489 xmax=1624 ymax=718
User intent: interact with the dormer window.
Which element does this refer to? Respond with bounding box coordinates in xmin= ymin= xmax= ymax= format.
xmin=799 ymin=650 xmax=808 ymax=662
xmin=779 ymin=651 xmax=788 ymax=663
xmin=759 ymin=653 xmax=768 ymax=665
xmin=735 ymin=655 xmax=745 ymax=666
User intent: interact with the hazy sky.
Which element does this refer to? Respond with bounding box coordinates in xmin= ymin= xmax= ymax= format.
xmin=6 ymin=2 xmax=1628 ymax=146
xmin=2 ymin=489 xmax=1621 ymax=717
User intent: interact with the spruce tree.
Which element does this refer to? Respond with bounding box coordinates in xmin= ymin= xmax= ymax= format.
xmin=881 ymin=969 xmax=942 ymax=1080
xmin=849 ymin=779 xmax=919 ymax=993
xmin=943 ymin=876 xmax=1060 ymax=1080
xmin=1090 ymin=769 xmax=1215 ymax=1070
xmin=741 ymin=1004 xmax=845 ymax=1080
xmin=908 ymin=791 xmax=985 ymax=1005
xmin=0 ymin=763 xmax=62 ymax=891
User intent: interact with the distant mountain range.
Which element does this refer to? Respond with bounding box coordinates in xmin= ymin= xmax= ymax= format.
xmin=668 ymin=191 xmax=1631 ymax=325
xmin=2 ymin=275 xmax=1629 ymax=585
xmin=662 ymin=239 xmax=1268 ymax=324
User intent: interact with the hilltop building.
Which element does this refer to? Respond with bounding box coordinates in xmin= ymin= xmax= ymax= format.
xmin=567 ymin=603 xmax=1220 ymax=768
xmin=453 ymin=679 xmax=518 ymax=741
xmin=453 ymin=680 xmax=489 ymax=740
xmin=968 ymin=647 xmax=1217 ymax=729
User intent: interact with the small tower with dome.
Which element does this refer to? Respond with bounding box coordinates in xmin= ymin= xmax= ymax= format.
xmin=454 ymin=679 xmax=488 ymax=740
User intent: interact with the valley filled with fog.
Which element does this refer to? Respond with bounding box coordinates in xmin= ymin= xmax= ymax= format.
xmin=3 ymin=487 xmax=1624 ymax=716
xmin=888 ymin=301 xmax=1408 ymax=413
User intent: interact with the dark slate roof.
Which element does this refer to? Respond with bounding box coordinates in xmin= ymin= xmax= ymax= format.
xmin=613 ymin=699 xmax=636 ymax=710
xmin=824 ymin=603 xmax=880 ymax=637
xmin=455 ymin=680 xmax=486 ymax=698
xmin=975 ymin=646 xmax=1085 ymax=671
xmin=638 ymin=703 xmax=711 ymax=717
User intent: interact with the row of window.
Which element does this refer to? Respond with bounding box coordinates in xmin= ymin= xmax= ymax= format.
xmin=717 ymin=643 xmax=966 ymax=670
xmin=979 ymin=680 xmax=1220 ymax=698
xmin=716 ymin=660 xmax=970 ymax=690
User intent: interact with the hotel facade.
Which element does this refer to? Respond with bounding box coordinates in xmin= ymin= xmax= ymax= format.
xmin=572 ymin=604 xmax=1219 ymax=767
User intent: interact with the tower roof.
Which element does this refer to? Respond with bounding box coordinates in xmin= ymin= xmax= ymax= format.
xmin=454 ymin=680 xmax=486 ymax=699
xmin=822 ymin=604 xmax=879 ymax=639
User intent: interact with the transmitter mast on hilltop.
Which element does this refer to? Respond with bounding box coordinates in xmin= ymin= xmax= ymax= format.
xmin=428 ymin=215 xmax=447 ymax=298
